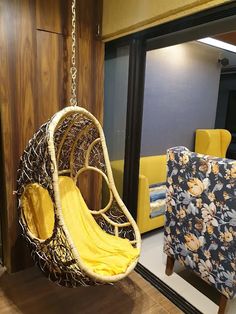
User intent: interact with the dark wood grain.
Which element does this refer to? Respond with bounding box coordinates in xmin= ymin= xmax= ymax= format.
xmin=78 ymin=0 xmax=104 ymax=120
xmin=0 ymin=0 xmax=37 ymax=272
xmin=36 ymin=0 xmax=64 ymax=34
xmin=0 ymin=0 xmax=13 ymax=270
xmin=36 ymin=31 xmax=64 ymax=128
xmin=0 ymin=267 xmax=183 ymax=314
xmin=0 ymin=0 xmax=104 ymax=272
xmin=218 ymin=294 xmax=228 ymax=314
xmin=214 ymin=32 xmax=236 ymax=45
xmin=165 ymin=256 xmax=175 ymax=276
xmin=76 ymin=0 xmax=104 ymax=208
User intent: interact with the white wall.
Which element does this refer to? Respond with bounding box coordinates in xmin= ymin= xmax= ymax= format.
xmin=141 ymin=42 xmax=221 ymax=156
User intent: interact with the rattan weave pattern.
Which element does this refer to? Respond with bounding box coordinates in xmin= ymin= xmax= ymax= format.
xmin=17 ymin=107 xmax=140 ymax=287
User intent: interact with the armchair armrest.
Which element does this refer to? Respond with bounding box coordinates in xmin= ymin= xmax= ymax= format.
xmin=137 ymin=174 xmax=150 ymax=219
xmin=137 ymin=175 xmax=152 ymax=233
xmin=137 ymin=174 xmax=165 ymax=233
xmin=110 ymin=160 xmax=124 ymax=197
xmin=111 ymin=161 xmax=165 ymax=234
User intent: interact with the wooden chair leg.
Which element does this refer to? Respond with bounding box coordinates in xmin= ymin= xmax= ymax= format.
xmin=218 ymin=294 xmax=228 ymax=314
xmin=165 ymin=255 xmax=175 ymax=276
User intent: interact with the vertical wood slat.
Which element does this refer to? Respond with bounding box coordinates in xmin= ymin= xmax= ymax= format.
xmin=0 ymin=0 xmax=37 ymax=271
xmin=14 ymin=0 xmax=37 ymax=270
xmin=76 ymin=0 xmax=104 ymax=209
xmin=36 ymin=0 xmax=64 ymax=34
xmin=90 ymin=0 xmax=104 ymax=209
xmin=78 ymin=0 xmax=104 ymax=121
xmin=0 ymin=0 xmax=104 ymax=272
xmin=0 ymin=0 xmax=14 ymax=270
xmin=36 ymin=31 xmax=64 ymax=128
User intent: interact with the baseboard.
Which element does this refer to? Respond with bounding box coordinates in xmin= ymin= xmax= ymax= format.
xmin=135 ymin=263 xmax=202 ymax=314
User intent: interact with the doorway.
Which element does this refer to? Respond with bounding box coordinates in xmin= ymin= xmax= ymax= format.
xmin=139 ymin=36 xmax=236 ymax=314
xmin=104 ymin=2 xmax=236 ymax=313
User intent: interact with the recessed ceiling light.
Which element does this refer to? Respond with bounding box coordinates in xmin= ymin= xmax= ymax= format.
xmin=198 ymin=37 xmax=236 ymax=53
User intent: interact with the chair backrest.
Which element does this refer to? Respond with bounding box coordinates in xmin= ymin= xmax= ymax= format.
xmin=164 ymin=146 xmax=236 ymax=299
xmin=195 ymin=129 xmax=231 ymax=158
xmin=17 ymin=106 xmax=141 ymax=287
xmin=110 ymin=155 xmax=167 ymax=194
xmin=139 ymin=155 xmax=167 ymax=185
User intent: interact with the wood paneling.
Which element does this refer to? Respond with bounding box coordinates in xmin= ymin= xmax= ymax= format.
xmin=36 ymin=31 xmax=64 ymax=127
xmin=0 ymin=0 xmax=104 ymax=272
xmin=36 ymin=0 xmax=64 ymax=34
xmin=0 ymin=267 xmax=183 ymax=314
xmin=0 ymin=0 xmax=13 ymax=270
xmin=76 ymin=0 xmax=104 ymax=208
xmin=0 ymin=0 xmax=37 ymax=272
xmin=214 ymin=32 xmax=236 ymax=45
xmin=78 ymin=0 xmax=104 ymax=120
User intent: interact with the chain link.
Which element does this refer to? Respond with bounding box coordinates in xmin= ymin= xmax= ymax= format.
xmin=70 ymin=0 xmax=78 ymax=106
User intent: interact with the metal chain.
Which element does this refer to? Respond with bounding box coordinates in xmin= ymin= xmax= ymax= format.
xmin=70 ymin=0 xmax=78 ymax=106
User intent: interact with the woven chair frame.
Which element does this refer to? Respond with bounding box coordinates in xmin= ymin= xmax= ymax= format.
xmin=17 ymin=106 xmax=141 ymax=287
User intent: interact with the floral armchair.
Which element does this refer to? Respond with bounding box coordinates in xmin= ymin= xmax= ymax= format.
xmin=164 ymin=146 xmax=236 ymax=314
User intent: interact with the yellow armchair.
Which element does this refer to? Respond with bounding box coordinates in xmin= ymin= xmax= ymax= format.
xmin=137 ymin=155 xmax=166 ymax=234
xmin=110 ymin=159 xmax=124 ymax=197
xmin=111 ymin=155 xmax=167 ymax=234
xmin=195 ymin=129 xmax=231 ymax=158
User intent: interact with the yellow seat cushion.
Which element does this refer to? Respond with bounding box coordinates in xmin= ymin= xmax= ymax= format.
xmin=21 ymin=176 xmax=139 ymax=276
xmin=21 ymin=183 xmax=55 ymax=240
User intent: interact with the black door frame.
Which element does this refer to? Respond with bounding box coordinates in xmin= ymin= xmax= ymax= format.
xmin=122 ymin=38 xmax=146 ymax=219
xmin=105 ymin=1 xmax=236 ymax=220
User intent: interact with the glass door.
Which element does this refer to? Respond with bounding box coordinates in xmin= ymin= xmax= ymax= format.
xmin=138 ymin=14 xmax=236 ymax=314
xmin=103 ymin=45 xmax=130 ymax=201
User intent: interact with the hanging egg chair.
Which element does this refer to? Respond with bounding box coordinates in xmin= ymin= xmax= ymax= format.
xmin=16 ymin=0 xmax=141 ymax=287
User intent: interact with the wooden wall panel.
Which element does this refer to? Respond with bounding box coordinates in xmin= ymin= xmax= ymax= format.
xmin=36 ymin=0 xmax=64 ymax=34
xmin=0 ymin=0 xmax=104 ymax=272
xmin=36 ymin=31 xmax=64 ymax=128
xmin=77 ymin=0 xmax=104 ymax=209
xmin=78 ymin=0 xmax=104 ymax=121
xmin=0 ymin=0 xmax=37 ymax=271
xmin=214 ymin=32 xmax=236 ymax=45
xmin=0 ymin=0 xmax=14 ymax=270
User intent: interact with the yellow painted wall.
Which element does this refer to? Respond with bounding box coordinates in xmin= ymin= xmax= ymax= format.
xmin=102 ymin=0 xmax=230 ymax=41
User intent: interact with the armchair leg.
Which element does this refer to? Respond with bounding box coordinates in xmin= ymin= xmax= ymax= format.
xmin=165 ymin=255 xmax=175 ymax=276
xmin=218 ymin=294 xmax=228 ymax=314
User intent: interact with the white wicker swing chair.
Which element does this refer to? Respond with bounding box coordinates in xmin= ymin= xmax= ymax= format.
xmin=17 ymin=106 xmax=141 ymax=287
xmin=16 ymin=0 xmax=141 ymax=287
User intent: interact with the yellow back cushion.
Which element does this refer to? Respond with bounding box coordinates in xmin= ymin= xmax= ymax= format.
xmin=21 ymin=184 xmax=54 ymax=240
xmin=110 ymin=159 xmax=125 ymax=196
xmin=59 ymin=176 xmax=139 ymax=276
xmin=139 ymin=155 xmax=167 ymax=185
xmin=195 ymin=129 xmax=231 ymax=158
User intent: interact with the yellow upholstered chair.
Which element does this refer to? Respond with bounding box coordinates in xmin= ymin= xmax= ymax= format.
xmin=111 ymin=156 xmax=167 ymax=234
xmin=137 ymin=155 xmax=166 ymax=234
xmin=110 ymin=159 xmax=125 ymax=198
xmin=195 ymin=129 xmax=231 ymax=158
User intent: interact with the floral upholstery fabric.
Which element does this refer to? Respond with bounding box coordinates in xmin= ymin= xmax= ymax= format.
xmin=164 ymin=146 xmax=236 ymax=299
